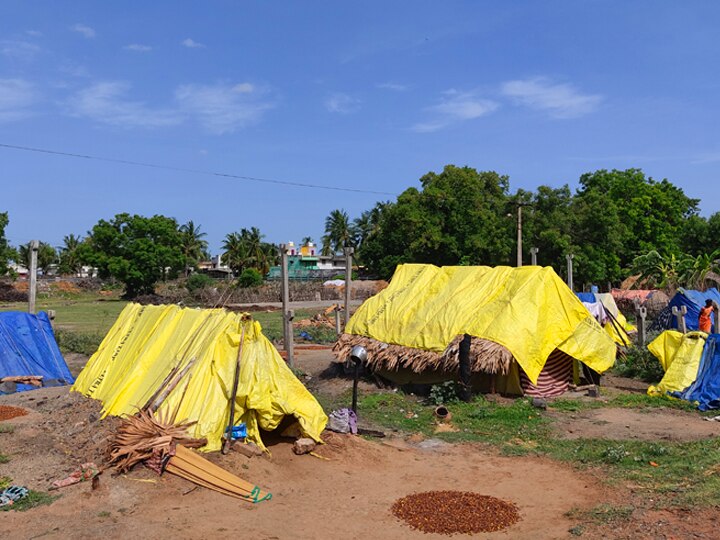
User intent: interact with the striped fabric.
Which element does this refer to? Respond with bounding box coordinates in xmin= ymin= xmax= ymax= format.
xmin=520 ymin=349 xmax=573 ymax=397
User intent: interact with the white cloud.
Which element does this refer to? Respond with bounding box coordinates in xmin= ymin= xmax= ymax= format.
xmin=1 ymin=40 xmax=40 ymax=60
xmin=412 ymin=90 xmax=498 ymax=132
xmin=175 ymin=82 xmax=274 ymax=134
xmin=0 ymin=79 xmax=37 ymax=122
xmin=501 ymin=77 xmax=602 ymax=118
xmin=123 ymin=44 xmax=152 ymax=52
xmin=67 ymin=82 xmax=182 ymax=128
xmin=182 ymin=38 xmax=205 ymax=49
xmin=71 ymin=24 xmax=96 ymax=39
xmin=25 ymin=30 xmax=43 ymax=37
xmin=377 ymin=82 xmax=407 ymax=91
xmin=325 ymin=92 xmax=360 ymax=114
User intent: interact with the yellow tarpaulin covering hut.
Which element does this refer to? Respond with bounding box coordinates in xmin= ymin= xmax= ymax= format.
xmin=338 ymin=264 xmax=616 ymax=384
xmin=72 ymin=303 xmax=327 ymax=452
xmin=647 ymin=330 xmax=707 ymax=396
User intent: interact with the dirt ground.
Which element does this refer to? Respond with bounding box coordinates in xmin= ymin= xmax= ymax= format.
xmin=0 ymin=349 xmax=718 ymax=539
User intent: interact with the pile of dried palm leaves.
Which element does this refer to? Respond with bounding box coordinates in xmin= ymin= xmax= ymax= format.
xmin=333 ymin=333 xmax=513 ymax=375
xmin=106 ymin=409 xmax=271 ymax=503
xmin=107 ymin=409 xmax=206 ymax=473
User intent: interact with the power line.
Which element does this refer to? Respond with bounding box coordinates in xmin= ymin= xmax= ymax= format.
xmin=0 ymin=142 xmax=398 ymax=196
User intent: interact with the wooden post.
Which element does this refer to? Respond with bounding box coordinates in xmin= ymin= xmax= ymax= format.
xmin=714 ymin=302 xmax=719 ymax=334
xmin=566 ymin=254 xmax=574 ymax=291
xmin=458 ymin=334 xmax=472 ymax=402
xmin=636 ymin=305 xmax=647 ymax=347
xmin=28 ymin=240 xmax=39 ymax=314
xmin=530 ymin=247 xmax=539 ymax=266
xmin=335 ymin=307 xmax=341 ymax=335
xmin=344 ymin=247 xmax=354 ymax=329
xmin=279 ymin=244 xmax=294 ymax=367
xmin=672 ymin=305 xmax=687 ymax=334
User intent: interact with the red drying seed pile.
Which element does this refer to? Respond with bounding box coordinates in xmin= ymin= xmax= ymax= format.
xmin=0 ymin=405 xmax=28 ymax=421
xmin=391 ymin=490 xmax=520 ymax=535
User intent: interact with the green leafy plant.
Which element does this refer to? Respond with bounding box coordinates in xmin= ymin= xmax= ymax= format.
xmin=238 ymin=268 xmax=263 ymax=288
xmin=186 ymin=273 xmax=213 ymax=292
xmin=428 ymin=381 xmax=460 ymax=405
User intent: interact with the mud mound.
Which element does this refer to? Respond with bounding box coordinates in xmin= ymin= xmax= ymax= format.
xmin=0 ymin=405 xmax=28 ymax=421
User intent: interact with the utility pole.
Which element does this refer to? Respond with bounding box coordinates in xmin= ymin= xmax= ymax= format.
xmin=28 ymin=240 xmax=39 ymax=314
xmin=279 ymin=244 xmax=294 ymax=367
xmin=566 ymin=254 xmax=574 ymax=291
xmin=530 ymin=247 xmax=539 ymax=266
xmin=344 ymin=247 xmax=354 ymax=328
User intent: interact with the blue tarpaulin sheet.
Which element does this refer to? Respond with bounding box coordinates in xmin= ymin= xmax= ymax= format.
xmin=576 ymin=292 xmax=596 ymax=303
xmin=675 ymin=335 xmax=720 ymax=410
xmin=0 ymin=311 xmax=74 ymax=393
xmin=660 ymin=288 xmax=720 ymax=332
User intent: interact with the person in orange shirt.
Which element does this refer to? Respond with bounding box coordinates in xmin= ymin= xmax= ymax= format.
xmin=699 ymin=299 xmax=715 ymax=333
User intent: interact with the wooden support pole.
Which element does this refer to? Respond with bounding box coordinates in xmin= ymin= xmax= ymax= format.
xmin=335 ymin=308 xmax=341 ymax=335
xmin=344 ymin=247 xmax=354 ymax=329
xmin=28 ymin=240 xmax=39 ymax=314
xmin=566 ymin=254 xmax=574 ymax=292
xmin=458 ymin=334 xmax=472 ymax=402
xmin=279 ymin=244 xmax=294 ymax=367
xmin=635 ymin=303 xmax=647 ymax=347
xmin=516 ymin=205 xmax=523 ymax=267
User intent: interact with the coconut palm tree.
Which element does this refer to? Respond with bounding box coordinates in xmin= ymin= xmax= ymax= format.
xmin=58 ymin=234 xmax=84 ymax=276
xmin=322 ymin=209 xmax=355 ymax=255
xmin=179 ymin=221 xmax=209 ymax=276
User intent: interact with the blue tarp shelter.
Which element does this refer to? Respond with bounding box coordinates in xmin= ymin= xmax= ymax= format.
xmin=0 ymin=311 xmax=74 ymax=393
xmin=675 ymin=335 xmax=720 ymax=410
xmin=654 ymin=288 xmax=720 ymax=332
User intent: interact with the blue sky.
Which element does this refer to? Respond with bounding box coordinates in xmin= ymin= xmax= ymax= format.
xmin=2 ymin=1 xmax=719 ymax=254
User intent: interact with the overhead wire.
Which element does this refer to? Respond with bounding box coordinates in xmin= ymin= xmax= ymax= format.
xmin=0 ymin=142 xmax=398 ymax=196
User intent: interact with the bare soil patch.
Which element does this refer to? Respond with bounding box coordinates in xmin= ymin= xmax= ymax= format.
xmin=551 ymin=407 xmax=720 ymax=441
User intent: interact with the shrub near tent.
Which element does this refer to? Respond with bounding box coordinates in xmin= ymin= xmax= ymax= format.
xmin=72 ymin=303 xmax=327 ymax=451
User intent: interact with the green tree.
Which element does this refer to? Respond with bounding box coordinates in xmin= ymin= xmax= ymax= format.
xmin=569 ymin=169 xmax=699 ymax=284
xmin=222 ymin=227 xmax=276 ymax=276
xmin=360 ymin=165 xmax=513 ymax=278
xmin=322 ymin=209 xmax=355 ymax=256
xmin=18 ymin=241 xmax=57 ymax=275
xmin=179 ymin=221 xmax=209 ymax=276
xmin=80 ymin=213 xmax=184 ymax=298
xmin=0 ymin=212 xmax=16 ymax=276
xmin=57 ymin=234 xmax=84 ymax=276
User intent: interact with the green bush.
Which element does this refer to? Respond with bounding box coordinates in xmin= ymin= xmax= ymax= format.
xmin=238 ymin=268 xmax=263 ymax=288
xmin=55 ymin=329 xmax=102 ymax=356
xmin=428 ymin=381 xmax=460 ymax=405
xmin=186 ymin=273 xmax=213 ymax=292
xmin=613 ymin=343 xmax=664 ymax=382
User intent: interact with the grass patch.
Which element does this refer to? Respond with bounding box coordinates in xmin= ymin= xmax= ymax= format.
xmin=250 ymin=308 xmax=338 ymax=343
xmin=0 ymin=424 xmax=15 ymax=434
xmin=567 ymin=503 xmax=634 ymax=524
xmin=549 ymin=393 xmax=700 ymax=413
xmin=358 ymin=392 xmax=548 ymax=455
xmin=353 ymin=389 xmax=720 ymax=507
xmin=0 ymin=452 xmax=9 ymax=464
xmin=0 ymin=490 xmax=59 ymax=512
xmin=0 ymin=476 xmax=11 ymax=490
xmin=55 ymin=329 xmax=104 ymax=356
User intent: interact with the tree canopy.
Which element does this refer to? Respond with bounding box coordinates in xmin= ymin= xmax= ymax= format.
xmin=0 ymin=212 xmax=15 ymax=277
xmin=79 ymin=213 xmax=185 ymax=298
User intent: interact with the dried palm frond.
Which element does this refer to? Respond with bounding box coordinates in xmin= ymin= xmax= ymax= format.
xmin=332 ymin=334 xmax=513 ymax=375
xmin=107 ymin=409 xmax=206 ymax=473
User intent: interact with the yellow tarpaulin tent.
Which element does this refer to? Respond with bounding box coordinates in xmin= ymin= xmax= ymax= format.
xmin=595 ymin=292 xmax=636 ymax=346
xmin=647 ymin=330 xmax=707 ymax=396
xmin=72 ymin=303 xmax=327 ymax=452
xmin=345 ymin=264 xmax=616 ymax=384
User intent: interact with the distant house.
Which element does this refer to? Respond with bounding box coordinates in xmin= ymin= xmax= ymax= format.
xmin=197 ymin=255 xmax=233 ymax=279
xmin=267 ymin=241 xmax=346 ymax=280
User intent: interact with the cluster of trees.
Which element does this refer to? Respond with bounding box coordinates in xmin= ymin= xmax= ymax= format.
xmin=321 ymin=166 xmax=718 ymax=285
xmin=2 ymin=164 xmax=718 ymax=297
xmin=0 ymin=211 xmax=280 ymax=298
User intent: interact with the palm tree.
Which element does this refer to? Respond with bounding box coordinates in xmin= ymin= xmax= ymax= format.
xmin=353 ymin=202 xmax=388 ymax=248
xmin=222 ymin=232 xmax=248 ymax=274
xmin=301 ymin=236 xmax=314 ymax=246
xmin=323 ymin=209 xmax=355 ymax=255
xmin=58 ymin=234 xmax=83 ymax=276
xmin=222 ymin=227 xmax=277 ymax=276
xmin=180 ymin=221 xmax=209 ymax=276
